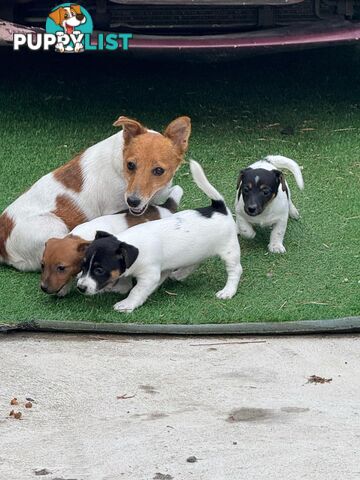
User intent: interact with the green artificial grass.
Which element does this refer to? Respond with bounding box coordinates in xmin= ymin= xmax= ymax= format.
xmin=0 ymin=47 xmax=359 ymax=324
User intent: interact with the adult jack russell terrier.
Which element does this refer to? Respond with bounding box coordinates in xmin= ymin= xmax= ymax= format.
xmin=235 ymin=155 xmax=304 ymax=253
xmin=48 ymin=4 xmax=86 ymax=53
xmin=0 ymin=116 xmax=191 ymax=271
xmin=40 ymin=186 xmax=183 ymax=297
xmin=77 ymin=161 xmax=242 ymax=313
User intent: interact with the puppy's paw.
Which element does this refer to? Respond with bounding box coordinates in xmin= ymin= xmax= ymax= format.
xmin=216 ymin=287 xmax=236 ymax=300
xmin=56 ymin=283 xmax=71 ymax=297
xmin=113 ymin=301 xmax=135 ymax=313
xmin=238 ymin=228 xmax=256 ymax=239
xmin=268 ymin=243 xmax=286 ymax=254
xmin=74 ymin=43 xmax=84 ymax=52
xmin=290 ymin=207 xmax=300 ymax=220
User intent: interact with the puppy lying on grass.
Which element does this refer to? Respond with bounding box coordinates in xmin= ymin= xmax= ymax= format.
xmin=235 ymin=155 xmax=304 ymax=254
xmin=77 ymin=161 xmax=242 ymax=313
xmin=40 ymin=186 xmax=183 ymax=297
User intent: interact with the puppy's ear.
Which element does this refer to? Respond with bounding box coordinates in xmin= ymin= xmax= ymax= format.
xmin=113 ymin=116 xmax=146 ymax=145
xmin=48 ymin=7 xmax=63 ymax=25
xmin=77 ymin=242 xmax=90 ymax=254
xmin=236 ymin=170 xmax=245 ymax=191
xmin=95 ymin=230 xmax=112 ymax=240
xmin=274 ymin=170 xmax=287 ymax=192
xmin=117 ymin=242 xmax=139 ymax=271
xmin=164 ymin=116 xmax=191 ymax=154
xmin=71 ymin=4 xmax=82 ymax=15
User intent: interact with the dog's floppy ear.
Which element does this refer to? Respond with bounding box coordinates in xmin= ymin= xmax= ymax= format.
xmin=164 ymin=116 xmax=191 ymax=154
xmin=71 ymin=4 xmax=82 ymax=15
xmin=236 ymin=170 xmax=245 ymax=191
xmin=117 ymin=242 xmax=139 ymax=271
xmin=95 ymin=230 xmax=112 ymax=240
xmin=273 ymin=170 xmax=287 ymax=193
xmin=113 ymin=116 xmax=147 ymax=145
xmin=48 ymin=7 xmax=64 ymax=25
xmin=77 ymin=241 xmax=90 ymax=254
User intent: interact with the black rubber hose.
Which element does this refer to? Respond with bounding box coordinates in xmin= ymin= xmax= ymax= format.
xmin=1 ymin=316 xmax=359 ymax=336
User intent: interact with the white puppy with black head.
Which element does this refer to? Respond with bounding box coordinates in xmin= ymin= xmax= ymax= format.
xmin=235 ymin=155 xmax=304 ymax=254
xmin=77 ymin=160 xmax=242 ymax=313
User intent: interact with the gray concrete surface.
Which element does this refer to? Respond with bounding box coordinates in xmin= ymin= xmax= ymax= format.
xmin=0 ymin=333 xmax=359 ymax=480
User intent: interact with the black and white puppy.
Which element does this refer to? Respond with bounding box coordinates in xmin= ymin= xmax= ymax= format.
xmin=77 ymin=160 xmax=242 ymax=313
xmin=235 ymin=155 xmax=304 ymax=254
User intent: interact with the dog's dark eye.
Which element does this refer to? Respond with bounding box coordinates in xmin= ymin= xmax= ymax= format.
xmin=57 ymin=265 xmax=66 ymax=273
xmin=94 ymin=267 xmax=105 ymax=276
xmin=64 ymin=13 xmax=69 ymax=19
xmin=127 ymin=162 xmax=136 ymax=171
xmin=40 ymin=262 xmax=45 ymax=271
xmin=263 ymin=189 xmax=271 ymax=196
xmin=152 ymin=167 xmax=165 ymax=176
xmin=243 ymin=186 xmax=249 ymax=194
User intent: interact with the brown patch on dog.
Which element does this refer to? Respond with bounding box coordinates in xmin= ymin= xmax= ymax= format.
xmin=161 ymin=197 xmax=178 ymax=214
xmin=41 ymin=235 xmax=90 ymax=294
xmin=52 ymin=195 xmax=86 ymax=231
xmin=279 ymin=173 xmax=289 ymax=197
xmin=125 ymin=205 xmax=161 ymax=228
xmin=114 ymin=116 xmax=191 ymax=204
xmin=111 ymin=269 xmax=121 ymax=280
xmin=0 ymin=212 xmax=14 ymax=260
xmin=53 ymin=154 xmax=84 ymax=193
xmin=113 ymin=116 xmax=147 ymax=145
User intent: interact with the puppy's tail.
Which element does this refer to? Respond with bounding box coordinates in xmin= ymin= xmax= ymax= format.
xmin=265 ymin=155 xmax=304 ymax=190
xmin=161 ymin=185 xmax=184 ymax=213
xmin=190 ymin=160 xmax=226 ymax=208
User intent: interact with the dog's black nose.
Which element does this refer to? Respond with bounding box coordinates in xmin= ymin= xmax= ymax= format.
xmin=77 ymin=285 xmax=87 ymax=294
xmin=76 ymin=13 xmax=85 ymax=20
xmin=247 ymin=205 xmax=257 ymax=215
xmin=40 ymin=284 xmax=49 ymax=293
xmin=127 ymin=196 xmax=141 ymax=208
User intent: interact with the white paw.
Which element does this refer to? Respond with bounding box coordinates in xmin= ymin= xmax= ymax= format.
xmin=239 ymin=229 xmax=256 ymax=239
xmin=169 ymin=269 xmax=187 ymax=282
xmin=74 ymin=43 xmax=84 ymax=52
xmin=290 ymin=208 xmax=300 ymax=220
xmin=268 ymin=243 xmax=286 ymax=254
xmin=56 ymin=43 xmax=65 ymax=53
xmin=113 ymin=301 xmax=135 ymax=313
xmin=216 ymin=288 xmax=236 ymax=300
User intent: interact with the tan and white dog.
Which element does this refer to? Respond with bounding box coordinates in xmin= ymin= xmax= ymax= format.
xmin=0 ymin=116 xmax=191 ymax=271
xmin=48 ymin=4 xmax=87 ymax=53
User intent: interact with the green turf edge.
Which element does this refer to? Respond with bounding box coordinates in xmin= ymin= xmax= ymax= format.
xmin=1 ymin=316 xmax=359 ymax=335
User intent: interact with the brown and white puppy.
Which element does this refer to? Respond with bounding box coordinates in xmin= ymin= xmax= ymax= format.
xmin=48 ymin=4 xmax=86 ymax=52
xmin=0 ymin=116 xmax=191 ymax=272
xmin=40 ymin=186 xmax=183 ymax=296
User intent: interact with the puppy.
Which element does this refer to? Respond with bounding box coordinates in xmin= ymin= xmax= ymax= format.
xmin=235 ymin=155 xmax=304 ymax=253
xmin=40 ymin=186 xmax=183 ymax=297
xmin=48 ymin=4 xmax=86 ymax=53
xmin=77 ymin=161 xmax=242 ymax=313
xmin=0 ymin=115 xmax=190 ymax=272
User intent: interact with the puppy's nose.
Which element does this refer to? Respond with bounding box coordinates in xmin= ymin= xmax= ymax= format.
xmin=77 ymin=285 xmax=87 ymax=294
xmin=247 ymin=205 xmax=257 ymax=214
xmin=40 ymin=284 xmax=49 ymax=293
xmin=127 ymin=196 xmax=141 ymax=208
xmin=76 ymin=13 xmax=85 ymax=20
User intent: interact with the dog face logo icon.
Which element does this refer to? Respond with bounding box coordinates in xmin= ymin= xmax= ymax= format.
xmin=46 ymin=3 xmax=93 ymax=53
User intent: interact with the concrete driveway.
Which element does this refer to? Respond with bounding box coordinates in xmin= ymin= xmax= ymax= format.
xmin=0 ymin=333 xmax=359 ymax=480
